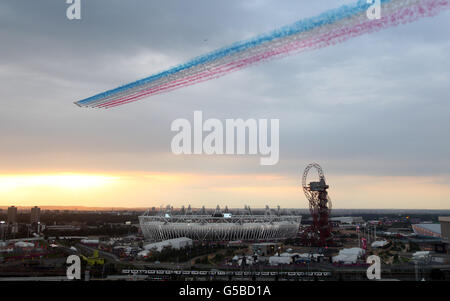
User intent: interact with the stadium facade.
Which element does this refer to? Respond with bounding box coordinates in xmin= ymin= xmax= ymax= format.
xmin=139 ymin=209 xmax=301 ymax=242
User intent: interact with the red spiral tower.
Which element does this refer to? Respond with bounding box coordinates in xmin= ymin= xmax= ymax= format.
xmin=301 ymin=163 xmax=333 ymax=247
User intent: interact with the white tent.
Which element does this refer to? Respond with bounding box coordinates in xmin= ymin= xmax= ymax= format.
xmin=338 ymin=247 xmax=365 ymax=257
xmin=14 ymin=241 xmax=34 ymax=248
xmin=269 ymin=256 xmax=292 ymax=265
xmin=412 ymin=251 xmax=430 ymax=260
xmin=332 ymin=248 xmax=365 ymax=264
xmin=332 ymin=254 xmax=358 ymax=264
xmin=371 ymin=240 xmax=389 ymax=248
xmin=144 ymin=237 xmax=193 ymax=252
xmin=298 ymin=253 xmax=311 ymax=259
xmin=137 ymin=250 xmax=150 ymax=257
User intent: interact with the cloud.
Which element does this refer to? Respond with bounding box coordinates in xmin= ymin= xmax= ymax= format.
xmin=0 ymin=0 xmax=449 ymax=207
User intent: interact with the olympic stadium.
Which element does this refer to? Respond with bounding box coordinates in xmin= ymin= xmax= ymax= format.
xmin=139 ymin=207 xmax=301 ymax=242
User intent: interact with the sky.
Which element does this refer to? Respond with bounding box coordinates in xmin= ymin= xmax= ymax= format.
xmin=0 ymin=0 xmax=449 ymax=209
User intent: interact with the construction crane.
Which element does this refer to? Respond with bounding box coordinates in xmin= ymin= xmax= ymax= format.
xmin=301 ymin=163 xmax=333 ymax=247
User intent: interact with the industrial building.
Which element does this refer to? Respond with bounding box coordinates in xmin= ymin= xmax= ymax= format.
xmin=412 ymin=223 xmax=442 ymax=238
xmin=144 ymin=237 xmax=193 ymax=252
xmin=139 ymin=207 xmax=301 ymax=242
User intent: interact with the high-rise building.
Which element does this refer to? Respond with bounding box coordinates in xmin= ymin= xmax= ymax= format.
xmin=7 ymin=206 xmax=17 ymax=224
xmin=31 ymin=206 xmax=41 ymax=224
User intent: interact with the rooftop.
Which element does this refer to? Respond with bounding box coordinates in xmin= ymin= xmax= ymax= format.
xmin=439 ymin=216 xmax=450 ymax=223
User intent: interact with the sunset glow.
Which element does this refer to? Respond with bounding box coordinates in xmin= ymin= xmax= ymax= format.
xmin=0 ymin=171 xmax=449 ymax=209
xmin=0 ymin=173 xmax=119 ymax=191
